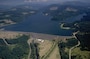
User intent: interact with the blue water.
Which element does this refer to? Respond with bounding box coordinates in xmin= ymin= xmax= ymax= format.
xmin=2 ymin=12 xmax=83 ymax=36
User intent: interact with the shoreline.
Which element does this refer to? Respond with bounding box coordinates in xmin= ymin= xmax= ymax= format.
xmin=60 ymin=23 xmax=75 ymax=30
xmin=0 ymin=23 xmax=16 ymax=29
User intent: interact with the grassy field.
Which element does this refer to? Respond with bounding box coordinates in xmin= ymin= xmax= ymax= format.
xmin=47 ymin=45 xmax=61 ymax=59
xmin=38 ymin=40 xmax=53 ymax=59
xmin=72 ymin=47 xmax=90 ymax=59
xmin=0 ymin=31 xmax=22 ymax=39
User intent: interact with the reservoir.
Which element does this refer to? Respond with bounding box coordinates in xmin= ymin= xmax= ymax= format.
xmin=1 ymin=12 xmax=84 ymax=36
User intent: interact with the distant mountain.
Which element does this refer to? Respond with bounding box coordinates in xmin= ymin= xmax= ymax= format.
xmin=63 ymin=1 xmax=90 ymax=7
xmin=0 ymin=0 xmax=90 ymax=7
xmin=13 ymin=3 xmax=46 ymax=10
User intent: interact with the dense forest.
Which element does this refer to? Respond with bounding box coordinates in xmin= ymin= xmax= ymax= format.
xmin=58 ymin=38 xmax=78 ymax=59
xmin=74 ymin=11 xmax=90 ymax=50
xmin=0 ymin=35 xmax=29 ymax=59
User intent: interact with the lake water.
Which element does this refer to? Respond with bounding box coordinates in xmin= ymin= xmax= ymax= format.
xmin=2 ymin=12 xmax=84 ymax=36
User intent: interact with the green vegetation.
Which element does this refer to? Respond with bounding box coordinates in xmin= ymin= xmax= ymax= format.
xmin=0 ymin=35 xmax=29 ymax=59
xmin=59 ymin=10 xmax=90 ymax=59
xmin=29 ymin=39 xmax=60 ymax=59
xmin=72 ymin=47 xmax=90 ymax=59
xmin=0 ymin=39 xmax=6 ymax=45
xmin=74 ymin=11 xmax=90 ymax=50
xmin=76 ymin=33 xmax=90 ymax=50
xmin=30 ymin=42 xmax=40 ymax=59
xmin=58 ymin=38 xmax=78 ymax=59
xmin=51 ymin=11 xmax=80 ymax=21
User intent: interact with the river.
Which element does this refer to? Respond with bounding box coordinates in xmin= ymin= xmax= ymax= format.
xmin=1 ymin=11 xmax=84 ymax=36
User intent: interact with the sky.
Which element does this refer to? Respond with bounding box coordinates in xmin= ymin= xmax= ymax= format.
xmin=0 ymin=0 xmax=90 ymax=5
xmin=0 ymin=0 xmax=89 ymax=2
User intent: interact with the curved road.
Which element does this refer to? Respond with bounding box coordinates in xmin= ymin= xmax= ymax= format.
xmin=69 ymin=31 xmax=80 ymax=59
xmin=2 ymin=34 xmax=31 ymax=59
xmin=69 ymin=41 xmax=80 ymax=59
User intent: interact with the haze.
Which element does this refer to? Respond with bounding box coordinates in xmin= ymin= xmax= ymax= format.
xmin=0 ymin=0 xmax=90 ymax=5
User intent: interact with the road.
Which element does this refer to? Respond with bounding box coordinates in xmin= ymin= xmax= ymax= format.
xmin=0 ymin=30 xmax=74 ymax=59
xmin=27 ymin=37 xmax=38 ymax=59
xmin=69 ymin=31 xmax=80 ymax=59
xmin=2 ymin=34 xmax=32 ymax=59
xmin=69 ymin=41 xmax=80 ymax=59
xmin=27 ymin=38 xmax=32 ymax=59
xmin=2 ymin=38 xmax=10 ymax=46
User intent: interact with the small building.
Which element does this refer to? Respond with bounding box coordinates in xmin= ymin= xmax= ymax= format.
xmin=37 ymin=39 xmax=44 ymax=43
